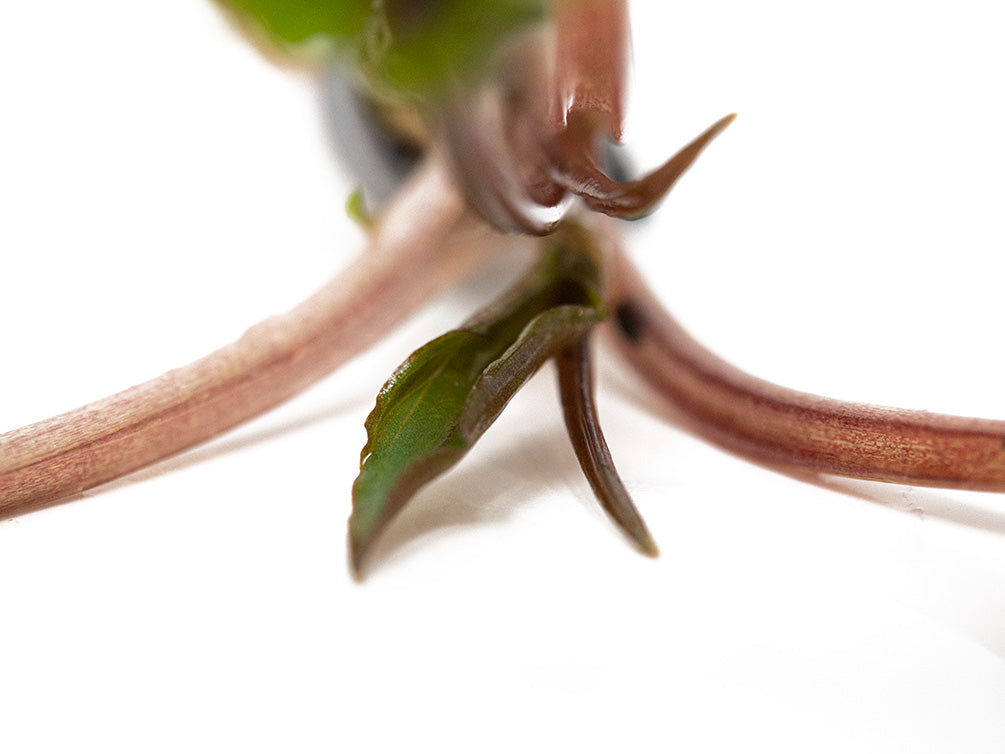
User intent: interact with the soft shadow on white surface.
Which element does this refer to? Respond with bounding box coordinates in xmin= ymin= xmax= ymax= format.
xmin=362 ymin=427 xmax=576 ymax=571
xmin=814 ymin=476 xmax=1005 ymax=539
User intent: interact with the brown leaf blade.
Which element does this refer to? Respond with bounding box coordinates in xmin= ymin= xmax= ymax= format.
xmin=552 ymin=113 xmax=737 ymax=220
xmin=556 ymin=338 xmax=658 ymax=556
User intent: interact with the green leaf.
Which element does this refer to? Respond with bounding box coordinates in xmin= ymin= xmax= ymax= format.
xmin=364 ymin=0 xmax=544 ymax=99
xmin=349 ymin=224 xmax=605 ymax=573
xmin=215 ymin=0 xmax=544 ymax=99
xmin=213 ymin=0 xmax=370 ymax=55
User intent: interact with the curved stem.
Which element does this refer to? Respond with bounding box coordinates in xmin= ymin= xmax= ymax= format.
xmin=604 ymin=244 xmax=1005 ymax=492
xmin=0 ymin=155 xmax=506 ymax=517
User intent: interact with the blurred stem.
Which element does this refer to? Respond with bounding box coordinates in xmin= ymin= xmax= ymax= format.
xmin=551 ymin=0 xmax=628 ymax=139
xmin=0 ymin=154 xmax=514 ymax=517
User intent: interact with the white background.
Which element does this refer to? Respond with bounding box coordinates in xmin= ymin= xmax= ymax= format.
xmin=2 ymin=2 xmax=1005 ymax=751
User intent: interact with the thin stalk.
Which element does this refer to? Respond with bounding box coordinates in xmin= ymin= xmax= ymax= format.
xmin=604 ymin=243 xmax=1005 ymax=491
xmin=0 ymin=154 xmax=508 ymax=517
xmin=551 ymin=0 xmax=628 ymax=139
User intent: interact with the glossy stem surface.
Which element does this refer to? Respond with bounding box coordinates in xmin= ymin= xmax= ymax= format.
xmin=0 ymin=156 xmax=499 ymax=517
xmin=551 ymin=0 xmax=628 ymax=138
xmin=605 ymin=247 xmax=1005 ymax=491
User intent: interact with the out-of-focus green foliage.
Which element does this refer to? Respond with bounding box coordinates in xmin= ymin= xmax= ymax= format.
xmin=216 ymin=0 xmax=543 ymax=99
xmin=216 ymin=0 xmax=370 ymax=50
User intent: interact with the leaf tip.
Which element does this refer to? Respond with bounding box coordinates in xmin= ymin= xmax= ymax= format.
xmin=605 ymin=496 xmax=660 ymax=559
xmin=634 ymin=528 xmax=660 ymax=559
xmin=347 ymin=516 xmax=375 ymax=580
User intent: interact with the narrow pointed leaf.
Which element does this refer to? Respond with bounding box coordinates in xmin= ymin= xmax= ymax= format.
xmin=557 ymin=338 xmax=658 ymax=556
xmin=349 ymin=226 xmax=606 ymax=573
xmin=551 ymin=113 xmax=736 ymax=220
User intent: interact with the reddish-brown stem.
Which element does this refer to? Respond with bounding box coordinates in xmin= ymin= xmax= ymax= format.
xmin=0 ymin=155 xmax=509 ymax=517
xmin=604 ymin=245 xmax=1005 ymax=491
xmin=551 ymin=0 xmax=628 ymax=139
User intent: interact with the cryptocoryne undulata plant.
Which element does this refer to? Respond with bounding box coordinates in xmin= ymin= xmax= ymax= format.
xmin=2 ymin=0 xmax=1003 ymax=577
